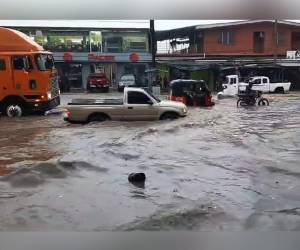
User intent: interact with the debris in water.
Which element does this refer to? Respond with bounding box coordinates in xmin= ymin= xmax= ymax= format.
xmin=128 ymin=173 xmax=146 ymax=183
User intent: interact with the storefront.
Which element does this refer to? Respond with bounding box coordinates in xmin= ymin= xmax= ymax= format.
xmin=55 ymin=52 xmax=151 ymax=90
xmin=5 ymin=27 xmax=152 ymax=91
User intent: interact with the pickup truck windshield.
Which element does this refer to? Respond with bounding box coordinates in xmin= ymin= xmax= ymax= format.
xmin=35 ymin=54 xmax=54 ymax=71
xmin=144 ymin=89 xmax=161 ymax=102
xmin=121 ymin=75 xmax=135 ymax=81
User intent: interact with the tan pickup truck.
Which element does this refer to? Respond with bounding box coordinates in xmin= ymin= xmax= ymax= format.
xmin=63 ymin=87 xmax=188 ymax=123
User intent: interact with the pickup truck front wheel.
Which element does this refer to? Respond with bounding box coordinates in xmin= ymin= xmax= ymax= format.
xmin=160 ymin=112 xmax=179 ymax=120
xmin=88 ymin=113 xmax=110 ymax=123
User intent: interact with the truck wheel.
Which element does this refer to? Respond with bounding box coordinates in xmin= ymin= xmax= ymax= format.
xmin=88 ymin=113 xmax=110 ymax=123
xmin=3 ymin=102 xmax=24 ymax=117
xmin=217 ymin=93 xmax=224 ymax=99
xmin=275 ymin=87 xmax=284 ymax=94
xmin=160 ymin=112 xmax=179 ymax=120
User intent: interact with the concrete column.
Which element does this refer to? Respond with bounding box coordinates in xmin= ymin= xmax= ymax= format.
xmin=81 ymin=63 xmax=90 ymax=89
xmin=116 ymin=63 xmax=125 ymax=83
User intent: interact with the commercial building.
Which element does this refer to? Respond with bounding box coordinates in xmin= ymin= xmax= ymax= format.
xmin=156 ymin=20 xmax=300 ymax=90
xmin=0 ymin=21 xmax=152 ymax=91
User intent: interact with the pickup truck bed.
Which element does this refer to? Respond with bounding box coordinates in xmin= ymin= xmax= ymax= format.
xmin=68 ymin=98 xmax=123 ymax=105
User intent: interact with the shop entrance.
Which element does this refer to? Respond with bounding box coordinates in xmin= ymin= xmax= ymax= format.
xmin=66 ymin=64 xmax=82 ymax=89
xmin=90 ymin=63 xmax=117 ymax=87
xmin=123 ymin=64 xmax=147 ymax=86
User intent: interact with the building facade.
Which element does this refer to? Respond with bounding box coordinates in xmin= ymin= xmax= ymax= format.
xmin=156 ymin=20 xmax=300 ymax=90
xmin=157 ymin=20 xmax=300 ymax=58
xmin=2 ymin=24 xmax=152 ymax=91
xmin=202 ymin=21 xmax=300 ymax=57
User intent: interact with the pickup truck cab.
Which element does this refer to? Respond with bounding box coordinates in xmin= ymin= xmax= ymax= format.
xmin=64 ymin=87 xmax=188 ymax=123
xmin=217 ymin=75 xmax=247 ymax=98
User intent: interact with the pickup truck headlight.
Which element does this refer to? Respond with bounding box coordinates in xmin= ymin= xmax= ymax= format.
xmin=47 ymin=91 xmax=52 ymax=100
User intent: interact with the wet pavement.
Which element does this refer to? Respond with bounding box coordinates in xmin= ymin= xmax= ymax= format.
xmin=0 ymin=92 xmax=300 ymax=231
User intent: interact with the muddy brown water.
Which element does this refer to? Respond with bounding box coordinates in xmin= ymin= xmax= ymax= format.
xmin=0 ymin=93 xmax=300 ymax=231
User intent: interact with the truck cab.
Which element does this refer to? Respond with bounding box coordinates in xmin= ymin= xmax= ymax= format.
xmin=217 ymin=75 xmax=247 ymax=98
xmin=0 ymin=28 xmax=60 ymax=117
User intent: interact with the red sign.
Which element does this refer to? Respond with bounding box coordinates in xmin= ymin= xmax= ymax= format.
xmin=129 ymin=53 xmax=140 ymax=62
xmin=63 ymin=52 xmax=73 ymax=61
xmin=88 ymin=54 xmax=115 ymax=62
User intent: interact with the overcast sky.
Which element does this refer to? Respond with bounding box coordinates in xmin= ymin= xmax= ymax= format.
xmin=1 ymin=20 xmax=300 ymax=30
xmin=0 ymin=20 xmax=242 ymax=30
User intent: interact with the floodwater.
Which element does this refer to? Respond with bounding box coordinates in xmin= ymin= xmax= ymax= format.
xmin=0 ymin=93 xmax=300 ymax=231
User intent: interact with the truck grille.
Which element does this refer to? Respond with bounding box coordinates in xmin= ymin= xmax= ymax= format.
xmin=50 ymin=76 xmax=60 ymax=98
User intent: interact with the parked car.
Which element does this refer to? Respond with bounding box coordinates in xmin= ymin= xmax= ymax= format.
xmin=118 ymin=74 xmax=136 ymax=92
xmin=87 ymin=73 xmax=110 ymax=92
xmin=63 ymin=87 xmax=187 ymax=123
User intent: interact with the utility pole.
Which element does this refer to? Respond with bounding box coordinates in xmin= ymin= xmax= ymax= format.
xmin=149 ymin=19 xmax=156 ymax=91
xmin=150 ymin=19 xmax=156 ymax=67
xmin=274 ymin=19 xmax=278 ymax=65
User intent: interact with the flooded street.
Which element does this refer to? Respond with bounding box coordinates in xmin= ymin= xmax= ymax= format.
xmin=0 ymin=93 xmax=300 ymax=231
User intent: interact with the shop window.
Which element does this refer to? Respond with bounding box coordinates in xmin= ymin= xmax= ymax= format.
xmin=103 ymin=35 xmax=123 ymax=53
xmin=276 ymin=32 xmax=285 ymax=46
xmin=90 ymin=31 xmax=102 ymax=52
xmin=218 ymin=31 xmax=235 ymax=45
xmin=123 ymin=33 xmax=148 ymax=52
xmin=103 ymin=32 xmax=149 ymax=53
xmin=0 ymin=59 xmax=6 ymax=70
xmin=46 ymin=32 xmax=90 ymax=52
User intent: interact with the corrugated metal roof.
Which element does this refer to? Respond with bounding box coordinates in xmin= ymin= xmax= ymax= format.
xmin=156 ymin=20 xmax=300 ymax=40
xmin=195 ymin=20 xmax=300 ymax=29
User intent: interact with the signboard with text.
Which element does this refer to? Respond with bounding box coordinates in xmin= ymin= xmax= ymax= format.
xmin=54 ymin=52 xmax=151 ymax=63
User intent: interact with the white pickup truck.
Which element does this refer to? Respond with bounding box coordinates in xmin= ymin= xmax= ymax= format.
xmin=64 ymin=87 xmax=188 ymax=123
xmin=246 ymin=76 xmax=291 ymax=93
xmin=217 ymin=75 xmax=291 ymax=99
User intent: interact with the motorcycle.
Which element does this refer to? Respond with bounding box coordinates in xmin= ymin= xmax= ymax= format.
xmin=237 ymin=90 xmax=269 ymax=107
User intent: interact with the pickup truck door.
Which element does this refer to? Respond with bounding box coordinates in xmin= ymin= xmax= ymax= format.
xmin=124 ymin=91 xmax=159 ymax=121
xmin=252 ymin=78 xmax=263 ymax=92
xmin=225 ymin=77 xmax=238 ymax=95
xmin=261 ymin=77 xmax=270 ymax=92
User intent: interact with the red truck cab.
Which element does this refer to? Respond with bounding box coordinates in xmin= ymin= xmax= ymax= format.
xmin=86 ymin=73 xmax=110 ymax=93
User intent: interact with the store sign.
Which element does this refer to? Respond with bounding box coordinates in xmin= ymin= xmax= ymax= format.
xmin=88 ymin=54 xmax=115 ymax=62
xmin=54 ymin=52 xmax=151 ymax=63
xmin=63 ymin=52 xmax=73 ymax=61
xmin=129 ymin=52 xmax=140 ymax=62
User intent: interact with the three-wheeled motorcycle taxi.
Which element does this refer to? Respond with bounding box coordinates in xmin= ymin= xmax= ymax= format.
xmin=168 ymin=79 xmax=215 ymax=107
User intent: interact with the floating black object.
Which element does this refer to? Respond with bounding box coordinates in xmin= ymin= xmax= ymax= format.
xmin=128 ymin=173 xmax=146 ymax=183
